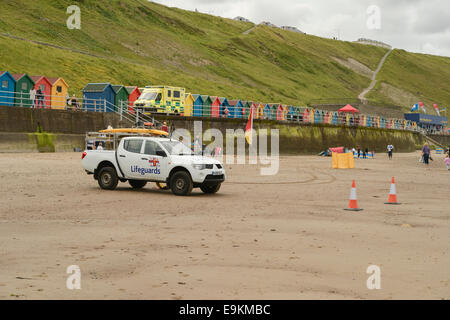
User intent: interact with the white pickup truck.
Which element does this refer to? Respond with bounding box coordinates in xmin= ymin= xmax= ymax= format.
xmin=82 ymin=137 xmax=225 ymax=196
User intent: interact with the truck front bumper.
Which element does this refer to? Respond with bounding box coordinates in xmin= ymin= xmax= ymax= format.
xmin=202 ymin=174 xmax=225 ymax=185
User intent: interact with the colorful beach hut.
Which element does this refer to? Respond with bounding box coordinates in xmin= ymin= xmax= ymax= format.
xmin=82 ymin=83 xmax=115 ymax=112
xmin=331 ymin=112 xmax=338 ymax=125
xmin=12 ymin=73 xmax=34 ymax=108
xmin=323 ymin=111 xmax=329 ymax=124
xmin=302 ymin=108 xmax=309 ymax=123
xmin=314 ymin=109 xmax=321 ymax=123
xmin=201 ymin=95 xmax=212 ymax=117
xmin=269 ymin=104 xmax=277 ymax=120
xmin=276 ymin=104 xmax=285 ymax=120
xmin=256 ymin=103 xmax=265 ymax=119
xmin=283 ymin=105 xmax=289 ymax=120
xmin=184 ymin=93 xmax=195 ymax=117
xmin=218 ymin=97 xmax=230 ymax=118
xmin=112 ymin=85 xmax=129 ymax=112
xmin=192 ymin=94 xmax=203 ymax=117
xmin=30 ymin=75 xmax=52 ymax=108
xmin=0 ymin=71 xmax=16 ymax=107
xmin=228 ymin=100 xmax=244 ymax=118
xmin=262 ymin=104 xmax=271 ymax=119
xmin=240 ymin=101 xmax=250 ymax=118
xmin=286 ymin=106 xmax=295 ymax=121
xmin=47 ymin=77 xmax=69 ymax=109
xmin=209 ymin=96 xmax=221 ymax=118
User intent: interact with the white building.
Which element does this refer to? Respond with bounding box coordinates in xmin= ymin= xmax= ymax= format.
xmin=260 ymin=21 xmax=279 ymax=28
xmin=356 ymin=38 xmax=392 ymax=49
xmin=234 ymin=16 xmax=252 ymax=23
xmin=281 ymin=26 xmax=305 ymax=34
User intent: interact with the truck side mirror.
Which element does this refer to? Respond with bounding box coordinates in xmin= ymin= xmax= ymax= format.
xmin=156 ymin=150 xmax=167 ymax=157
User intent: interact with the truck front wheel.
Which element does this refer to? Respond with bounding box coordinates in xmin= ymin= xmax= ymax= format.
xmin=170 ymin=171 xmax=193 ymax=196
xmin=200 ymin=183 xmax=221 ymax=194
xmin=98 ymin=167 xmax=119 ymax=190
xmin=129 ymin=180 xmax=147 ymax=189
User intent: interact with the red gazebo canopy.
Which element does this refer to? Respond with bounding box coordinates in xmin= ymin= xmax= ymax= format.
xmin=338 ymin=104 xmax=359 ymax=114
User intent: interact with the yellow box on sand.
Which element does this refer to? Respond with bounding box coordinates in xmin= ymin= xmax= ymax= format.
xmin=332 ymin=153 xmax=355 ymax=169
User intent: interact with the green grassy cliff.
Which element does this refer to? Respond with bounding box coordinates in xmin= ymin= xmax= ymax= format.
xmin=0 ymin=0 xmax=448 ymax=112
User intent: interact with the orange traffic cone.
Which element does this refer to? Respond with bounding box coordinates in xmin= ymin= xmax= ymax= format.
xmin=344 ymin=180 xmax=363 ymax=211
xmin=385 ymin=177 xmax=401 ymax=205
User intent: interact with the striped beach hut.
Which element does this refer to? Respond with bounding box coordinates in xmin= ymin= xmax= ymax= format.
xmin=240 ymin=101 xmax=251 ymax=118
xmin=292 ymin=106 xmax=300 ymax=121
xmin=324 ymin=111 xmax=329 ymax=124
xmin=286 ymin=106 xmax=295 ymax=121
xmin=262 ymin=104 xmax=271 ymax=119
xmin=256 ymin=103 xmax=265 ymax=119
xmin=12 ymin=73 xmax=34 ymax=108
xmin=283 ymin=105 xmax=290 ymax=120
xmin=276 ymin=104 xmax=285 ymax=120
xmin=0 ymin=71 xmax=16 ymax=107
xmin=359 ymin=114 xmax=365 ymax=126
xmin=201 ymin=95 xmax=212 ymax=117
xmin=192 ymin=94 xmax=203 ymax=117
xmin=302 ymin=108 xmax=309 ymax=123
xmin=210 ymin=96 xmax=221 ymax=118
xmin=331 ymin=112 xmax=338 ymax=125
xmin=228 ymin=100 xmax=244 ymax=118
xmin=48 ymin=77 xmax=69 ymax=109
xmin=269 ymin=104 xmax=278 ymax=120
xmin=184 ymin=93 xmax=195 ymax=117
xmin=314 ymin=109 xmax=321 ymax=123
xmin=218 ymin=97 xmax=230 ymax=118
xmin=30 ymin=75 xmax=52 ymax=108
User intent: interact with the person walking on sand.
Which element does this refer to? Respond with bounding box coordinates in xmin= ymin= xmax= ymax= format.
xmin=422 ymin=143 xmax=431 ymax=169
xmin=387 ymin=144 xmax=394 ymax=160
xmin=445 ymin=154 xmax=450 ymax=170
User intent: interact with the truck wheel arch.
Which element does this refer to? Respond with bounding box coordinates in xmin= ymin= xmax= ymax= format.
xmin=95 ymin=161 xmax=118 ymax=179
xmin=168 ymin=166 xmax=192 ymax=183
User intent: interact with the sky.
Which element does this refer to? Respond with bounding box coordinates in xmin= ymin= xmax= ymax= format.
xmin=150 ymin=0 xmax=450 ymax=57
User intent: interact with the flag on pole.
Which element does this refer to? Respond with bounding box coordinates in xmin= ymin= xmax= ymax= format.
xmin=245 ymin=106 xmax=254 ymax=145
xmin=411 ymin=103 xmax=419 ymax=112
xmin=418 ymin=101 xmax=426 ymax=113
xmin=433 ymin=103 xmax=440 ymax=116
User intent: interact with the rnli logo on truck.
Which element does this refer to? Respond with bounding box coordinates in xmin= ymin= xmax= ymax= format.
xmin=149 ymin=158 xmax=160 ymax=167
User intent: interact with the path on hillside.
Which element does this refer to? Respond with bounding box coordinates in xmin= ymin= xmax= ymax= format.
xmin=358 ymin=48 xmax=393 ymax=103
xmin=242 ymin=25 xmax=257 ymax=35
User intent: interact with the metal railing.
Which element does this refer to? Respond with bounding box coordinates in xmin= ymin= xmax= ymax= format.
xmin=0 ymin=89 xmax=448 ymax=135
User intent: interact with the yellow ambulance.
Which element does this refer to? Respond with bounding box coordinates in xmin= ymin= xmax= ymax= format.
xmin=133 ymin=85 xmax=185 ymax=115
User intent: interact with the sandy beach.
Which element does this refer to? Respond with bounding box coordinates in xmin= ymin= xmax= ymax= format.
xmin=0 ymin=151 xmax=448 ymax=299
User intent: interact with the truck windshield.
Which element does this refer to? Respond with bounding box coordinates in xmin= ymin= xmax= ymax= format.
xmin=160 ymin=141 xmax=193 ymax=155
xmin=138 ymin=92 xmax=157 ymax=100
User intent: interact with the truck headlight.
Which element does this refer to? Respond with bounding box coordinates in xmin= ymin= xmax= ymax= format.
xmin=192 ymin=164 xmax=207 ymax=170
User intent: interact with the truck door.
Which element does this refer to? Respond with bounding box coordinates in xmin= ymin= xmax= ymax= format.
xmin=118 ymin=139 xmax=145 ymax=179
xmin=141 ymin=140 xmax=169 ymax=182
